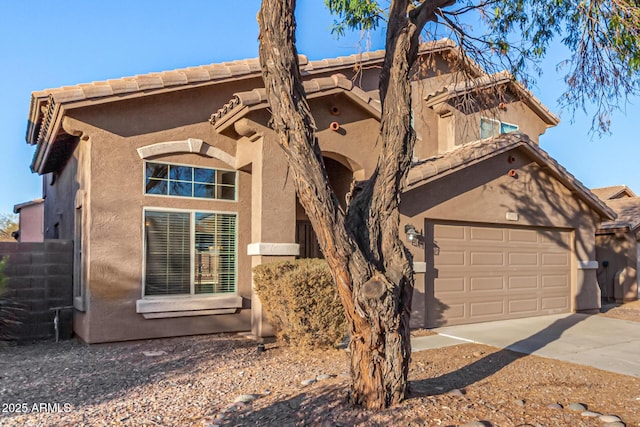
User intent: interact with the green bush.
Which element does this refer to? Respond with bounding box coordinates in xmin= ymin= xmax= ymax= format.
xmin=253 ymin=259 xmax=347 ymax=349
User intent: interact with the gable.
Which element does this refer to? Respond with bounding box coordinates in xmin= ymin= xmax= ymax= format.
xmin=405 ymin=132 xmax=614 ymax=222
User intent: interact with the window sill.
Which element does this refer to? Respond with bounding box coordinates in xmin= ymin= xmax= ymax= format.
xmin=136 ymin=295 xmax=243 ymax=319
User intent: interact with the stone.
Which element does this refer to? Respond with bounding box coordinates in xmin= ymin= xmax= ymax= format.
xmin=567 ymin=402 xmax=587 ymax=412
xmin=142 ymin=350 xmax=167 ymax=357
xmin=460 ymin=422 xmax=490 ymax=427
xmin=316 ymin=374 xmax=333 ymax=380
xmin=447 ymin=389 xmax=462 ymax=397
xmin=603 ymin=422 xmax=625 ymax=427
xmin=301 ymin=379 xmax=316 ymax=386
xmin=581 ymin=411 xmax=601 ymax=417
xmin=513 ymin=399 xmax=525 ymax=407
xmin=234 ymin=394 xmax=259 ymax=403
xmin=599 ymin=415 xmax=622 ymax=423
xmin=547 ymin=403 xmax=563 ymax=410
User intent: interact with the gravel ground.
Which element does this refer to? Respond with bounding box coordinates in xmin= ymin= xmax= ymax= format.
xmin=0 ymin=306 xmax=638 ymax=427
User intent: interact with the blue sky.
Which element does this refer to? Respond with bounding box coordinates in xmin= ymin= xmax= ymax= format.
xmin=1 ymin=1 xmax=638 ymax=215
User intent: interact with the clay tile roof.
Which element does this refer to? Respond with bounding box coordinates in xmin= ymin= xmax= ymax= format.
xmin=209 ymin=74 xmax=377 ymax=129
xmin=598 ymin=197 xmax=640 ymax=232
xmin=424 ymin=71 xmax=559 ymax=126
xmin=591 ymin=185 xmax=637 ymax=200
xmin=407 ymin=132 xmax=615 ymax=220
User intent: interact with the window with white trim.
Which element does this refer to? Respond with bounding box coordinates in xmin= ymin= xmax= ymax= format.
xmin=480 ymin=117 xmax=519 ymax=139
xmin=144 ymin=210 xmax=237 ymax=296
xmin=145 ymin=162 xmax=237 ymax=200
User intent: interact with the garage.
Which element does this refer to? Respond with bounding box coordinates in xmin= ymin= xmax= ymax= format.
xmin=425 ymin=221 xmax=571 ymax=327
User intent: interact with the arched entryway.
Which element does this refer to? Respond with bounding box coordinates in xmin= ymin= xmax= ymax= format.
xmin=295 ymin=156 xmax=358 ymax=258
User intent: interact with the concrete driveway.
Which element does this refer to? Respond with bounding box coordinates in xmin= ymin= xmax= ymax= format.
xmin=412 ymin=313 xmax=640 ymax=378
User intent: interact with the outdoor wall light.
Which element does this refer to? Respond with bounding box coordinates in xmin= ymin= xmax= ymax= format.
xmin=404 ymin=224 xmax=422 ymax=245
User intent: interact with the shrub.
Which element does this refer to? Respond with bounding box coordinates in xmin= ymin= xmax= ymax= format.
xmin=253 ymin=259 xmax=347 ymax=349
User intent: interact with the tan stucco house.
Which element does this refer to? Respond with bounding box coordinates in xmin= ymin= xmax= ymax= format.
xmin=593 ymin=186 xmax=640 ymax=302
xmin=24 ymin=39 xmax=615 ymax=343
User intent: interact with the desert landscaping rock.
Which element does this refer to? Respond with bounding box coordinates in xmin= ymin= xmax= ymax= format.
xmin=603 ymin=422 xmax=626 ymax=427
xmin=599 ymin=414 xmax=623 ymax=422
xmin=582 ymin=410 xmax=602 ymax=417
xmin=460 ymin=421 xmax=491 ymax=427
xmin=513 ymin=398 xmax=525 ymax=406
xmin=446 ymin=388 xmax=464 ymax=397
xmin=547 ymin=403 xmax=563 ymax=409
xmin=233 ymin=393 xmax=259 ymax=403
xmin=316 ymin=374 xmax=333 ymax=380
xmin=568 ymin=402 xmax=588 ymax=411
xmin=300 ymin=378 xmax=316 ymax=386
xmin=1 ymin=336 xmax=639 ymax=426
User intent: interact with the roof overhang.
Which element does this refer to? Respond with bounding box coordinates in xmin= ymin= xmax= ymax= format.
xmin=25 ymin=39 xmax=468 ymax=174
xmin=13 ymin=198 xmax=44 ymax=214
xmin=406 ymin=132 xmax=615 ymax=221
xmin=424 ymin=71 xmax=560 ymax=127
xmin=210 ymin=74 xmax=381 ymax=133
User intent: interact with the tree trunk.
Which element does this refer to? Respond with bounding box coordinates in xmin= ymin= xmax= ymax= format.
xmin=257 ymin=0 xmax=449 ymax=409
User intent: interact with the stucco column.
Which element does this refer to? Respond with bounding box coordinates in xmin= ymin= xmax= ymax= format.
xmin=248 ymin=135 xmax=298 ymax=339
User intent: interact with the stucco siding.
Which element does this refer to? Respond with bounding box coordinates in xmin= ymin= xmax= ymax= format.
xmin=402 ymin=148 xmax=601 ymax=327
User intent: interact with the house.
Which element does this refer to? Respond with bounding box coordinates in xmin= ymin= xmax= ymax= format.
xmin=12 ymin=199 xmax=44 ymax=242
xmin=592 ymin=186 xmax=640 ymax=302
xmin=24 ymin=39 xmax=615 ymax=343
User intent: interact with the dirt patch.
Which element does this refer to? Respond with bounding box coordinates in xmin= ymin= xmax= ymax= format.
xmin=1 ymin=335 xmax=638 ymax=426
xmin=599 ymin=299 xmax=640 ymax=322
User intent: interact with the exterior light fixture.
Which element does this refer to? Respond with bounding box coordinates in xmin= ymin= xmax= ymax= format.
xmin=404 ymin=224 xmax=422 ymax=245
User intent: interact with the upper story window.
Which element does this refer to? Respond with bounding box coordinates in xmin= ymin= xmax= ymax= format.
xmin=145 ymin=162 xmax=237 ymax=200
xmin=480 ymin=117 xmax=519 ymax=139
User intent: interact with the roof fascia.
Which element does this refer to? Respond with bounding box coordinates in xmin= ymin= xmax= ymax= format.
xmin=425 ymin=76 xmax=559 ymax=126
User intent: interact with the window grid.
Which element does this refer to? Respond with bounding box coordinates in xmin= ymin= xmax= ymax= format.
xmin=145 ymin=162 xmax=237 ymax=201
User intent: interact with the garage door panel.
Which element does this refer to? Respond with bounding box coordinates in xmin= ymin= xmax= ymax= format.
xmin=427 ymin=221 xmax=571 ymax=328
xmin=470 ymin=252 xmax=504 ymax=266
xmin=541 ymin=295 xmax=569 ymax=311
xmin=470 ymin=227 xmax=504 ymax=241
xmin=509 ymin=298 xmax=539 ymax=314
xmin=508 ymin=229 xmax=538 ymax=243
xmin=470 ymin=300 xmax=505 ymax=317
xmin=542 ymin=274 xmax=569 ymax=289
xmin=434 ymin=277 xmax=465 ymax=293
xmin=470 ymin=276 xmax=504 ymax=291
xmin=437 ymin=251 xmax=465 ymax=265
xmin=435 ymin=224 xmax=466 ymax=240
xmin=508 ymin=275 xmax=538 ymax=289
xmin=509 ymin=252 xmax=538 ymax=266
xmin=542 ymin=253 xmax=570 ymax=266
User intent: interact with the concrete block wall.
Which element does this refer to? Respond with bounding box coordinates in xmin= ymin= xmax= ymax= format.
xmin=0 ymin=240 xmax=73 ymax=342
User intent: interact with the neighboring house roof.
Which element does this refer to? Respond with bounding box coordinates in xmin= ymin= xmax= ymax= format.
xmin=13 ymin=198 xmax=44 ymax=214
xmin=406 ymin=132 xmax=616 ymax=220
xmin=210 ymin=74 xmax=381 ymax=132
xmin=597 ymin=197 xmax=640 ymax=233
xmin=424 ymin=71 xmax=560 ymax=127
xmin=26 ymin=38 xmax=463 ymax=174
xmin=591 ymin=185 xmax=637 ymax=201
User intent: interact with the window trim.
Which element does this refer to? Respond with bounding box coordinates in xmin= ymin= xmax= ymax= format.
xmin=140 ymin=206 xmax=239 ymax=300
xmin=143 ymin=160 xmax=238 ymax=202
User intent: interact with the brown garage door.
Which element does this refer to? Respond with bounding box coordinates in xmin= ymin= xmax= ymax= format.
xmin=426 ymin=221 xmax=571 ymax=327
